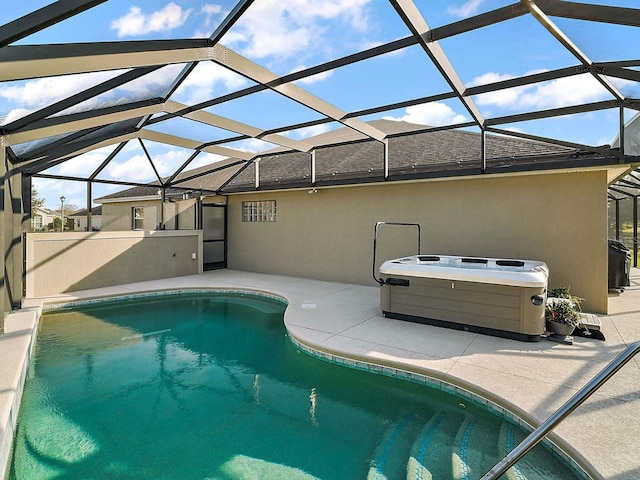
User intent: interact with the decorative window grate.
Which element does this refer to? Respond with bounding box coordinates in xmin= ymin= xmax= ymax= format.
xmin=242 ymin=200 xmax=276 ymax=222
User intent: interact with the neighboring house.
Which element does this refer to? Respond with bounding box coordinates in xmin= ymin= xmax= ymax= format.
xmin=31 ymin=206 xmax=59 ymax=231
xmin=69 ymin=206 xmax=103 ymax=231
xmin=95 ymin=157 xmax=242 ymax=232
xmin=95 ymin=120 xmax=626 ymax=313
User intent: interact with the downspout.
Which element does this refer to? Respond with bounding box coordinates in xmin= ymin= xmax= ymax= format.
xmin=160 ymin=188 xmax=166 ymax=230
xmin=86 ymin=182 xmax=92 ymax=231
xmin=634 ymin=196 xmax=638 ymax=268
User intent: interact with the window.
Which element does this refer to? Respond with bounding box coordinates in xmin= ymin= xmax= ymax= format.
xmin=242 ymin=200 xmax=276 ymax=222
xmin=132 ymin=207 xmax=144 ymax=230
xmin=32 ymin=214 xmax=43 ymax=230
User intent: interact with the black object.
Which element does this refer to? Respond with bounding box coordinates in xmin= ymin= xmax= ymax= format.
xmin=572 ymin=326 xmax=606 ymax=341
xmin=461 ymin=258 xmax=488 ymax=264
xmin=496 ymin=260 xmax=525 ymax=267
xmin=608 ymin=239 xmax=631 ymax=291
xmin=530 ymin=295 xmax=544 ymax=306
xmin=385 ymin=278 xmax=410 ymax=287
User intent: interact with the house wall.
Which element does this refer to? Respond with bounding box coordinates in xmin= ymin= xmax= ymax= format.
xmin=226 ymin=170 xmax=609 ymax=313
xmin=25 ymin=230 xmax=203 ymax=297
xmin=101 ymin=199 xmax=197 ymax=231
xmin=164 ymin=199 xmax=198 ymax=230
xmin=73 ymin=215 xmax=102 ymax=231
xmin=101 ymin=200 xmax=160 ymax=231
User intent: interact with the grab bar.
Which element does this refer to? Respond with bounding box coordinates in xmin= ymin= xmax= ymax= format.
xmin=372 ymin=222 xmax=421 ymax=285
xmin=480 ymin=340 xmax=640 ymax=480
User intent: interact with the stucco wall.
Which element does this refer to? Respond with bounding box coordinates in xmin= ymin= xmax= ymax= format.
xmin=101 ymin=200 xmax=160 ymax=231
xmin=227 ymin=170 xmax=609 ymax=313
xmin=101 ymin=199 xmax=198 ymax=231
xmin=25 ymin=230 xmax=203 ymax=297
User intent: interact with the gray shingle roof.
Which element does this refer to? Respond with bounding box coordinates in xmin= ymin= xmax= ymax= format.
xmin=223 ymin=120 xmax=596 ymax=191
xmin=98 ymin=120 xmax=613 ymax=199
xmin=69 ymin=205 xmax=102 ymax=216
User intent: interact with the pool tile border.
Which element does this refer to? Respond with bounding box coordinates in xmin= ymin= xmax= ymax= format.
xmin=42 ymin=288 xmax=288 ymax=312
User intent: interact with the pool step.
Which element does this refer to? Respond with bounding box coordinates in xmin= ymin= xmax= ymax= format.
xmin=405 ymin=410 xmax=467 ymax=480
xmin=452 ymin=415 xmax=502 ymax=480
xmin=367 ymin=414 xmax=416 ymax=480
xmin=369 ymin=412 xmax=578 ymax=480
xmin=406 ymin=412 xmax=447 ymax=480
xmin=498 ymin=422 xmax=577 ymax=480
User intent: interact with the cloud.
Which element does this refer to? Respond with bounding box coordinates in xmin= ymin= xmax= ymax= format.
xmin=0 ymin=71 xmax=124 ymax=111
xmin=111 ymin=3 xmax=192 ymax=37
xmin=293 ymin=68 xmax=334 ymax=85
xmin=383 ymin=103 xmax=468 ymax=127
xmin=201 ymin=4 xmax=223 ymax=29
xmin=105 ymin=154 xmax=156 ymax=181
xmin=1 ymin=108 xmax=31 ymax=126
xmin=222 ymin=0 xmax=372 ymax=60
xmin=448 ymin=0 xmax=486 ymax=18
xmin=188 ymin=152 xmax=227 ymax=170
xmin=33 ymin=177 xmax=86 ymax=209
xmin=226 ymin=138 xmax=278 ymax=153
xmin=470 ymin=71 xmax=627 ymax=111
xmin=59 ymin=148 xmax=112 ymax=177
xmin=104 ymin=145 xmax=200 ymax=181
xmin=0 ymin=65 xmax=186 ymax=126
xmin=172 ymin=62 xmax=248 ymax=105
xmin=283 ymin=124 xmax=333 ymax=139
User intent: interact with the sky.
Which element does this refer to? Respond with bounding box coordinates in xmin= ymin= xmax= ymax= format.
xmin=2 ymin=0 xmax=639 ymax=210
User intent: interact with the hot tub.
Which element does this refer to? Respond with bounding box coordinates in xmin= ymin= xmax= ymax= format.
xmin=379 ymin=255 xmax=549 ymax=341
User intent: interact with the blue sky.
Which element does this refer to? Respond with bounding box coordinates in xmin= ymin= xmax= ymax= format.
xmin=2 ymin=0 xmax=638 ymax=209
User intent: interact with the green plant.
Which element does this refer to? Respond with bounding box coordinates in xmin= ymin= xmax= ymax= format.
xmin=546 ymin=287 xmax=582 ymax=327
xmin=545 ymin=299 xmax=580 ymax=327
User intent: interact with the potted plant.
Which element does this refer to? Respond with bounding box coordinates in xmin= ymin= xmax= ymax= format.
xmin=545 ymin=287 xmax=582 ymax=340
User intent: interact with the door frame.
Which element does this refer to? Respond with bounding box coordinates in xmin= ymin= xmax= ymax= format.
xmin=201 ymin=203 xmax=227 ymax=270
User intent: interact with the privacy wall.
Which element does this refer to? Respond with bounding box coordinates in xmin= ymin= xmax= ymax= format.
xmin=227 ymin=170 xmax=609 ymax=313
xmin=25 ymin=230 xmax=203 ymax=297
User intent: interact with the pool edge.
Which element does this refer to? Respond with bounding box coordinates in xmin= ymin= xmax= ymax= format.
xmin=0 ymin=304 xmax=42 ymax=480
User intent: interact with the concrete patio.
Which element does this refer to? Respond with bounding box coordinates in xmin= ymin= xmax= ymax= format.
xmin=2 ymin=268 xmax=639 ymax=479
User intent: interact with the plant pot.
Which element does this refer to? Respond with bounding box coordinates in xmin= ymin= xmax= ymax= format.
xmin=547 ymin=320 xmax=575 ymax=336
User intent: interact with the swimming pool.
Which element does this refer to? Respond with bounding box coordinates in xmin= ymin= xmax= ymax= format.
xmin=8 ymin=291 xmax=580 ymax=479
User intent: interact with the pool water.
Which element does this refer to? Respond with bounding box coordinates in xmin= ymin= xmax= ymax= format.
xmin=8 ymin=292 xmax=580 ymax=480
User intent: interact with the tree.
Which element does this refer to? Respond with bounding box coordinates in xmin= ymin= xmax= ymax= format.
xmin=63 ymin=202 xmax=80 ymax=213
xmin=31 ymin=187 xmax=46 ymax=209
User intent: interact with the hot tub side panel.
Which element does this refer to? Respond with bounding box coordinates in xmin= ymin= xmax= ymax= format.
xmin=380 ymin=275 xmax=545 ymax=341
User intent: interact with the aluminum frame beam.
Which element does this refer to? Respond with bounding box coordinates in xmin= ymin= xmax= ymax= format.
xmin=524 ymin=0 xmax=624 ymax=102
xmin=389 ymin=0 xmax=485 ymax=127
xmin=539 ymin=0 xmax=640 ymax=27
xmin=5 ymin=99 xmax=165 ymax=146
xmin=207 ymin=44 xmax=388 ymax=143
xmin=427 ymin=2 xmax=528 ymax=41
xmin=0 ymin=0 xmax=107 ymax=47
xmin=163 ymin=100 xmax=314 ymax=153
xmin=138 ymin=130 xmax=253 ymax=161
xmin=0 ymin=39 xmax=216 ymax=82
xmin=2 ymin=67 xmax=163 ymax=133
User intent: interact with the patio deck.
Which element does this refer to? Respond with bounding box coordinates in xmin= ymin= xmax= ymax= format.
xmin=3 ymin=268 xmax=640 ymax=479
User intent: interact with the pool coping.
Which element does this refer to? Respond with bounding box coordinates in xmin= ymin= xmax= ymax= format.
xmin=2 ymin=269 xmax=639 ymax=479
